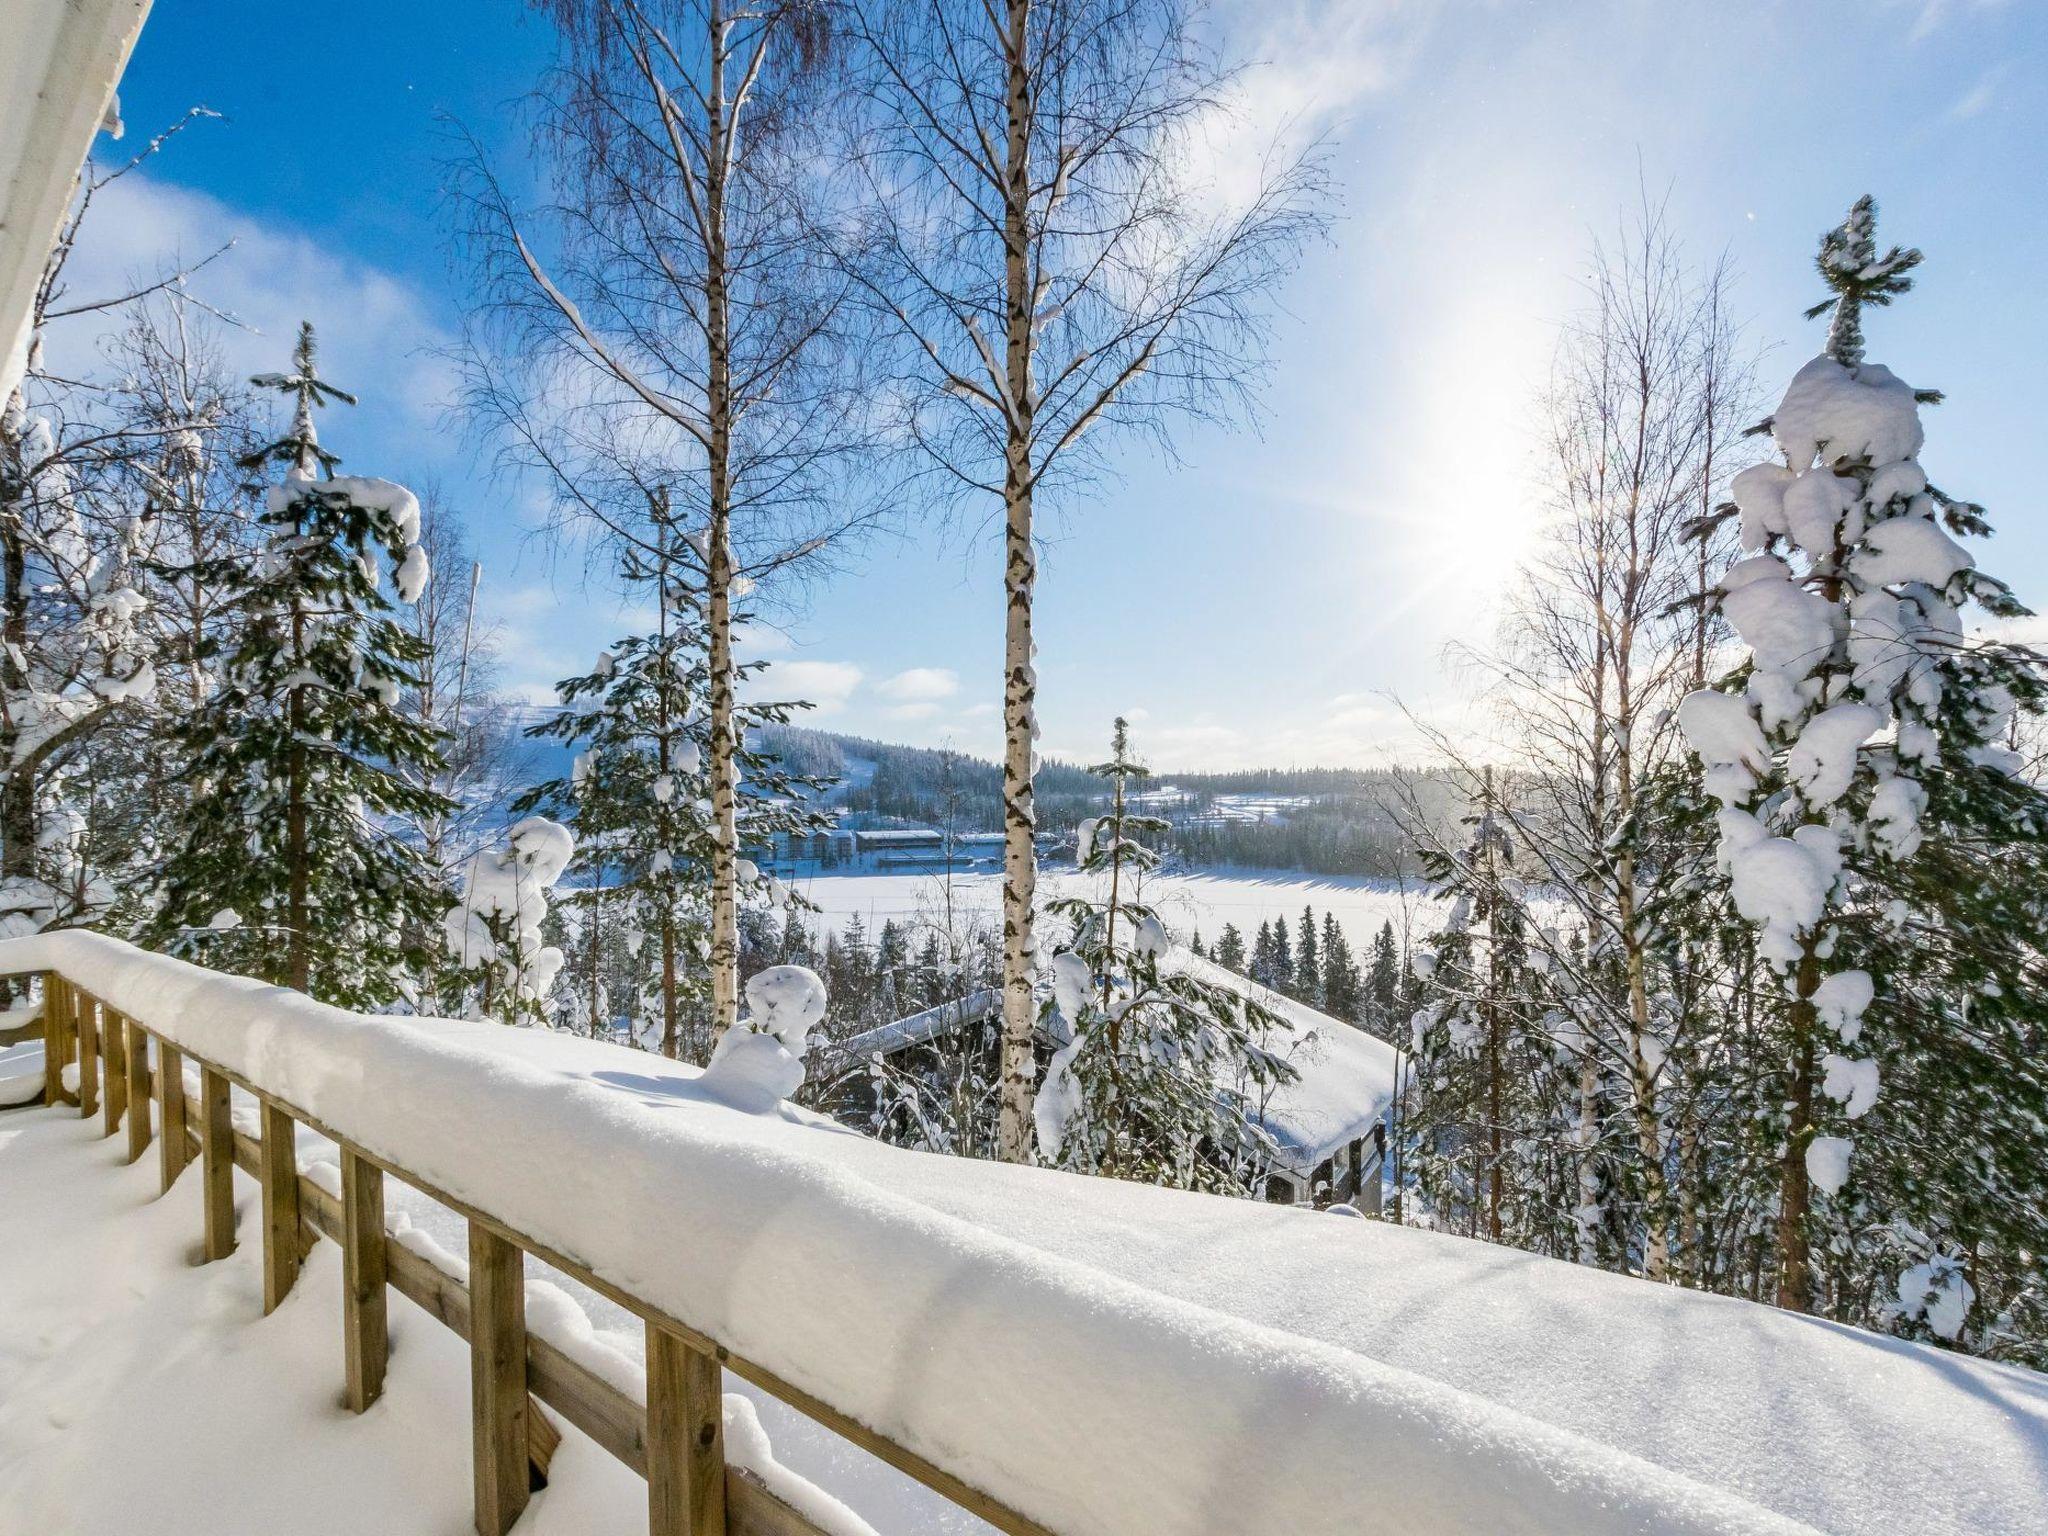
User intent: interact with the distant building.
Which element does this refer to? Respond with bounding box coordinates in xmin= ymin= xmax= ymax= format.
xmin=815 ymin=949 xmax=1397 ymax=1209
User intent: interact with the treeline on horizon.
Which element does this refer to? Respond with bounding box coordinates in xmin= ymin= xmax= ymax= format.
xmin=755 ymin=725 xmax=1458 ymax=876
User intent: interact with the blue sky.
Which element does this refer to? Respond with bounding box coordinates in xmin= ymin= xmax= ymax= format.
xmin=59 ymin=0 xmax=2047 ymax=769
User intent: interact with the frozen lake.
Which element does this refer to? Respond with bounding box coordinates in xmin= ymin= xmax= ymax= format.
xmin=781 ymin=863 xmax=1447 ymax=954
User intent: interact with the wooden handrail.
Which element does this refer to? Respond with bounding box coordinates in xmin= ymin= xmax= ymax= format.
xmin=31 ymin=968 xmax=1050 ymax=1536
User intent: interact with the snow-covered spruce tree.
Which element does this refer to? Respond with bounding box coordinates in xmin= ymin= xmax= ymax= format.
xmin=151 ymin=324 xmax=453 ymax=1006
xmin=1408 ymin=770 xmax=1573 ymax=1250
xmin=442 ymin=816 xmax=574 ymax=1026
xmin=1320 ymin=912 xmax=1363 ymax=1024
xmin=1678 ymin=198 xmax=2048 ymax=1329
xmin=516 ymin=502 xmax=831 ymax=1062
xmin=1036 ymin=719 xmax=1297 ymax=1192
xmin=1364 ymin=920 xmax=1401 ymax=1037
xmin=1212 ymin=923 xmax=1246 ymax=974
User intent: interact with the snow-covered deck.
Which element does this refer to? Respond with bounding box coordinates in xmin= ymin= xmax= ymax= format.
xmin=4 ymin=930 xmax=2044 ymax=1536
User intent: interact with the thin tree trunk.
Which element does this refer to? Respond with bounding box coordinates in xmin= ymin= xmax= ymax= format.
xmin=661 ymin=917 xmax=681 ymax=1057
xmin=1617 ymin=833 xmax=1669 ymax=1279
xmin=657 ymin=511 xmax=682 ymax=1059
xmin=705 ymin=0 xmax=742 ymax=1043
xmin=588 ymin=885 xmax=604 ymax=1040
xmin=0 ymin=426 xmax=35 ymax=941
xmin=1388 ymin=1050 xmax=1406 ymax=1225
xmin=995 ymin=0 xmax=1039 ymax=1165
xmin=708 ymin=505 xmax=738 ymax=1039
xmin=1576 ymin=1057 xmax=1601 ymax=1266
xmin=1099 ymin=753 xmax=1124 ymax=1174
xmin=1776 ymin=949 xmax=1819 ymax=1312
xmin=286 ymin=592 xmax=310 ymax=993
xmin=1482 ymin=767 xmax=1503 ymax=1244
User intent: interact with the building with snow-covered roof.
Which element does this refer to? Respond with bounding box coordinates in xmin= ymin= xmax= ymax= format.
xmin=816 ymin=949 xmax=1399 ymax=1208
xmin=1166 ymin=947 xmax=1399 ymax=1205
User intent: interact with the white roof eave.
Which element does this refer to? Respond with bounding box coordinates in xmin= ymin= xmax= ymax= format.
xmin=0 ymin=0 xmax=152 ymax=404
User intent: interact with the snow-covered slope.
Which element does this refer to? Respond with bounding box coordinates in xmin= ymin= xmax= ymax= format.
xmin=4 ymin=930 xmax=2043 ymax=1536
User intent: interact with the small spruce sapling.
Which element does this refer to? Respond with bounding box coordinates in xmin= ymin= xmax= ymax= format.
xmin=516 ymin=494 xmax=832 ymax=1061
xmin=443 ymin=816 xmax=575 ymax=1026
xmin=1036 ymin=718 xmax=1296 ymax=1191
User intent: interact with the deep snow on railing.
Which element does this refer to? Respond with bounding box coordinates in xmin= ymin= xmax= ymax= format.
xmin=16 ymin=931 xmax=2043 ymax=1536
xmin=14 ymin=963 xmax=886 ymax=1536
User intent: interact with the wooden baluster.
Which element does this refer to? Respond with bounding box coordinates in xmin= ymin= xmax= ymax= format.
xmin=200 ymin=1067 xmax=236 ymax=1262
xmin=75 ymin=986 xmax=98 ymax=1120
xmin=341 ymin=1146 xmax=388 ymax=1412
xmin=156 ymin=1041 xmax=189 ymax=1193
xmin=123 ymin=1020 xmax=152 ymax=1164
xmin=260 ymin=1099 xmax=302 ymax=1313
xmin=647 ymin=1323 xmax=728 ymax=1536
xmin=41 ymin=972 xmax=66 ymax=1107
xmin=101 ymin=1007 xmax=127 ymax=1138
xmin=468 ymin=1221 xmax=531 ymax=1536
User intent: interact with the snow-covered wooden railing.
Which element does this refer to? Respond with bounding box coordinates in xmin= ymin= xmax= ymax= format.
xmin=11 ymin=941 xmax=1051 ymax=1536
xmin=10 ymin=930 xmax=1865 ymax=1536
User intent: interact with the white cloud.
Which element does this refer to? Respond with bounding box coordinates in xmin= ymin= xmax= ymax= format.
xmin=758 ymin=660 xmax=862 ymax=714
xmin=1039 ymin=691 xmax=1485 ymax=773
xmin=487 ymin=600 xmax=579 ymax=706
xmin=1948 ymin=65 xmax=2004 ymax=119
xmin=1185 ymin=0 xmax=1437 ymax=214
xmin=883 ymin=701 xmax=943 ymax=722
xmin=735 ymin=621 xmax=794 ymax=658
xmin=1900 ymin=0 xmax=2008 ymax=45
xmin=874 ymin=666 xmax=960 ymax=702
xmin=46 ymin=174 xmax=456 ymax=426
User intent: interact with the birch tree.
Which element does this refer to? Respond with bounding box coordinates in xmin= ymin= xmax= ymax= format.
xmin=459 ymin=0 xmax=863 ymax=1040
xmin=1435 ymin=203 xmax=1758 ymax=1279
xmin=838 ymin=0 xmax=1323 ymax=1160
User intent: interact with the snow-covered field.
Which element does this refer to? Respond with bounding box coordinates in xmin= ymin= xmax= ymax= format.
xmin=6 ymin=929 xmax=2046 ymax=1536
xmin=785 ymin=864 xmax=1443 ymax=954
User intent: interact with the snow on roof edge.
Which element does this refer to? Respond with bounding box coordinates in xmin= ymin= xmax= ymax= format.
xmin=1167 ymin=948 xmax=1400 ymax=1173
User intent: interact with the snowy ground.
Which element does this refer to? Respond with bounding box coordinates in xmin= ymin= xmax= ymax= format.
xmin=0 ymin=1037 xmax=42 ymax=1106
xmin=784 ymin=863 xmax=1444 ymax=953
xmin=0 ymin=1107 xmax=635 ymax=1535
xmin=0 ymin=1100 xmax=981 ymax=1536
